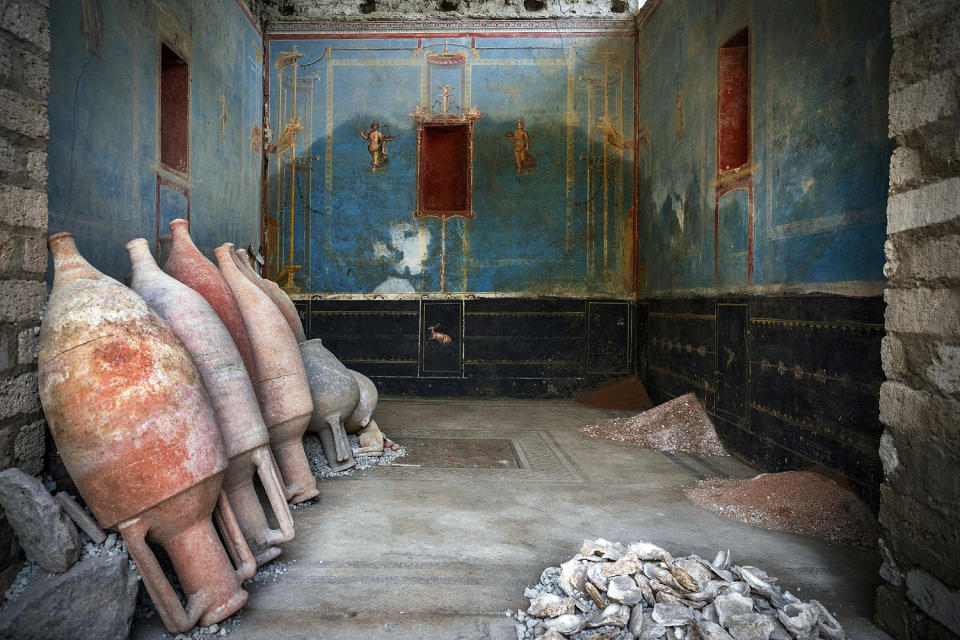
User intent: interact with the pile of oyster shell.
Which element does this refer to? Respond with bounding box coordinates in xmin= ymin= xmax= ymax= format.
xmin=514 ymin=539 xmax=845 ymax=640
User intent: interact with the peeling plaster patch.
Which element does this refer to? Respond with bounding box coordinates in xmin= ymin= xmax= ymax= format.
xmin=390 ymin=223 xmax=429 ymax=275
xmin=373 ymin=276 xmax=415 ymax=293
xmin=371 ymin=240 xmax=391 ymax=260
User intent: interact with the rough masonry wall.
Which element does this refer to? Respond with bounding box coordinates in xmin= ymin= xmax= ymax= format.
xmin=876 ymin=0 xmax=960 ymax=638
xmin=247 ymin=0 xmax=639 ymax=23
xmin=0 ymin=0 xmax=50 ymax=588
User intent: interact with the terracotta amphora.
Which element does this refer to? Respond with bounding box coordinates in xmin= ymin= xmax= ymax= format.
xmin=163 ymin=219 xmax=257 ymax=378
xmin=300 ymin=339 xmax=361 ymax=472
xmin=233 ymin=247 xmax=306 ymax=342
xmin=127 ymin=239 xmax=295 ymax=566
xmin=214 ymin=244 xmax=319 ymax=504
xmin=38 ymin=233 xmax=248 ymax=633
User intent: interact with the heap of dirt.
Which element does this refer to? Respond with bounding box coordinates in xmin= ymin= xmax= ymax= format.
xmin=579 ymin=393 xmax=727 ymax=457
xmin=574 ymin=375 xmax=653 ymax=411
xmin=684 ymin=471 xmax=877 ymax=548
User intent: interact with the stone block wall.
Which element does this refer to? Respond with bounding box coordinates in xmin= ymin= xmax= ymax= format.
xmin=246 ymin=0 xmax=637 ymax=23
xmin=876 ymin=0 xmax=960 ymax=637
xmin=0 ymin=0 xmax=49 ymax=589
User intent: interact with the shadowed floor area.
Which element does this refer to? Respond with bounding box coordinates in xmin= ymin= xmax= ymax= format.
xmin=133 ymin=399 xmax=885 ymax=640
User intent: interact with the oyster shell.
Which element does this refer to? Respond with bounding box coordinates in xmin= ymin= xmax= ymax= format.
xmin=652 ymin=602 xmax=694 ymax=627
xmin=669 ymin=564 xmax=700 ymax=592
xmin=586 ymin=581 xmax=609 ymax=608
xmin=608 ymin=575 xmax=646 ymax=605
xmin=586 ymin=561 xmax=610 ymax=591
xmin=634 ymin=574 xmax=657 ymax=605
xmin=580 ymin=538 xmax=627 ymax=560
xmin=559 ymin=559 xmax=588 ymax=597
xmin=628 ymin=603 xmax=645 ymax=635
xmin=692 ymin=619 xmax=734 ymax=640
xmin=528 ymin=593 xmax=576 ymax=618
xmin=544 ymin=613 xmax=587 ymax=634
xmin=638 ymin=612 xmax=666 ymax=640
xmin=602 ymin=552 xmax=642 ymax=578
xmin=534 ymin=630 xmax=564 ymax=640
xmin=714 ymin=593 xmax=754 ymax=627
xmin=811 ymin=600 xmax=845 ymax=640
xmin=723 ymin=613 xmax=776 ymax=640
xmin=589 ymin=604 xmax=631 ymax=628
xmin=629 ymin=541 xmax=672 ymax=562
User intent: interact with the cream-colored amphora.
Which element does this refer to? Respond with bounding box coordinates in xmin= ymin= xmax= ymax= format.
xmin=127 ymin=239 xmax=295 ymax=565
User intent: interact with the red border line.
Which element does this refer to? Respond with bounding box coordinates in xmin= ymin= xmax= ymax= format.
xmin=232 ymin=0 xmax=263 ymax=38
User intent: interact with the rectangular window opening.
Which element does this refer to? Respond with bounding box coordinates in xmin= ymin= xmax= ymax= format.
xmin=160 ymin=43 xmax=189 ymax=174
xmin=718 ymin=27 xmax=750 ymax=173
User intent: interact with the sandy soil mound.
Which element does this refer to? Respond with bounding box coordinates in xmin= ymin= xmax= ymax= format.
xmin=579 ymin=393 xmax=728 ymax=457
xmin=574 ymin=375 xmax=653 ymax=411
xmin=684 ymin=471 xmax=877 ymax=547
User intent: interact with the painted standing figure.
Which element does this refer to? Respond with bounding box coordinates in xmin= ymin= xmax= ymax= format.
xmin=506 ymin=120 xmax=535 ymax=174
xmin=360 ymin=122 xmax=396 ymax=172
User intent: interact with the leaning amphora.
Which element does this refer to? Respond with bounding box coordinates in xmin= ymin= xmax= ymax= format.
xmin=163 ymin=219 xmax=257 ymax=378
xmin=38 ymin=233 xmax=249 ymax=633
xmin=214 ymin=244 xmax=319 ymax=504
xmin=347 ymin=369 xmax=386 ymax=455
xmin=300 ymin=339 xmax=361 ymax=472
xmin=233 ymin=247 xmax=306 ymax=342
xmin=127 ymin=239 xmax=295 ymax=566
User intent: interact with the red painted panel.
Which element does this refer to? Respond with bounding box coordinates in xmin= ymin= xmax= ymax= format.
xmin=420 ymin=125 xmax=470 ymax=213
xmin=718 ymin=43 xmax=749 ymax=172
xmin=160 ymin=44 xmax=189 ymax=174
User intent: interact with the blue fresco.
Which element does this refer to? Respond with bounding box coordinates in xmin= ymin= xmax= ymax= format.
xmin=635 ymin=0 xmax=891 ymax=295
xmin=267 ymin=34 xmax=635 ymax=295
xmin=48 ymin=0 xmax=263 ymax=282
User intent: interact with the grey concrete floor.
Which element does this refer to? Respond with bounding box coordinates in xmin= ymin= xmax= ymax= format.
xmin=133 ymin=398 xmax=885 ymax=640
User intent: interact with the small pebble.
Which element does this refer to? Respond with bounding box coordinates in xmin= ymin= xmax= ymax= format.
xmin=103 ymin=533 xmax=117 ymax=550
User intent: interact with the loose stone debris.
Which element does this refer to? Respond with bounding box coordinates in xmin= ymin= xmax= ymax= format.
xmin=684 ymin=472 xmax=877 ymax=548
xmin=302 ymin=432 xmax=407 ymax=481
xmin=580 ymin=394 xmax=728 ymax=457
xmin=0 ymin=468 xmax=81 ymax=573
xmin=514 ymin=538 xmax=847 ymax=640
xmin=0 ymin=553 xmax=139 ymax=640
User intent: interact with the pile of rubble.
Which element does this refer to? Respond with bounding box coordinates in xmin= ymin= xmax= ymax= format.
xmin=580 ymin=394 xmax=728 ymax=457
xmin=0 ymin=468 xmax=139 ymax=639
xmin=303 ymin=433 xmax=407 ymax=480
xmin=514 ymin=538 xmax=845 ymax=640
xmin=684 ymin=472 xmax=876 ymax=548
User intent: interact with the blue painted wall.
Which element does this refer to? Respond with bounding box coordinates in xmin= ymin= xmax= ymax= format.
xmin=49 ymin=0 xmax=263 ymax=281
xmin=266 ymin=33 xmax=635 ymax=296
xmin=635 ymin=0 xmax=891 ymax=296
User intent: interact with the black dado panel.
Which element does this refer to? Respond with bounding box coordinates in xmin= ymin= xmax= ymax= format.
xmin=587 ymin=301 xmax=631 ymax=375
xmin=639 ymin=294 xmax=884 ymax=508
xmin=302 ymin=296 xmax=632 ymax=398
xmin=421 ymin=301 xmax=462 ymax=377
xmin=309 ymin=299 xmax=420 ymax=378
